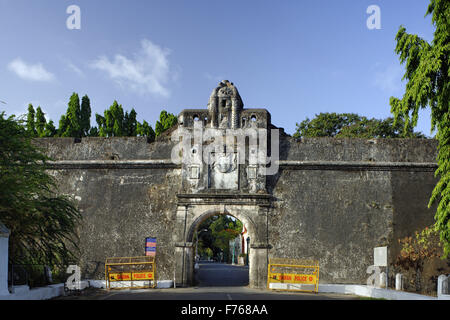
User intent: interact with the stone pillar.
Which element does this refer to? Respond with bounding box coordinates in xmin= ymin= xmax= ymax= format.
xmin=249 ymin=243 xmax=270 ymax=289
xmin=174 ymin=242 xmax=194 ymax=287
xmin=173 ymin=205 xmax=190 ymax=287
xmin=395 ymin=273 xmax=403 ymax=291
xmin=246 ymin=205 xmax=271 ymax=289
xmin=437 ymin=275 xmax=448 ymax=298
xmin=231 ymin=98 xmax=239 ymax=129
xmin=0 ymin=223 xmax=10 ymax=296
xmin=210 ymin=97 xmax=218 ymax=128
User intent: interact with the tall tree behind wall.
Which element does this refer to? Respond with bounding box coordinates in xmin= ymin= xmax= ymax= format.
xmin=293 ymin=113 xmax=425 ymax=139
xmin=155 ymin=110 xmax=177 ymax=137
xmin=26 ymin=104 xmax=37 ymax=137
xmin=80 ymin=95 xmax=92 ymax=137
xmin=389 ymin=0 xmax=449 ymax=257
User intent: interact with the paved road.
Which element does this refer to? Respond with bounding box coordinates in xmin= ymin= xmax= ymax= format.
xmin=58 ymin=262 xmax=359 ymax=300
xmin=195 ymin=261 xmax=249 ymax=287
xmin=92 ymin=285 xmax=358 ymax=300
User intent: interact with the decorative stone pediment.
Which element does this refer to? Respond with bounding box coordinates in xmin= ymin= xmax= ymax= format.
xmin=177 ymin=80 xmax=272 ymax=194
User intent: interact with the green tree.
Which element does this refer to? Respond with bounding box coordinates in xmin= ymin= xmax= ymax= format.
xmin=88 ymin=126 xmax=99 ymax=137
xmin=95 ymin=113 xmax=107 ymax=137
xmin=66 ymin=93 xmax=82 ymax=138
xmin=57 ymin=93 xmax=91 ymax=137
xmin=293 ymin=113 xmax=425 ymax=139
xmin=338 ymin=116 xmax=425 ymax=138
xmin=35 ymin=106 xmax=47 ymax=137
xmin=43 ymin=120 xmax=57 ymax=137
xmin=109 ymin=101 xmax=124 ymax=136
xmin=58 ymin=115 xmax=68 ymax=137
xmin=80 ymin=95 xmax=92 ymax=137
xmin=94 ymin=102 xmax=162 ymax=141
xmin=95 ymin=101 xmax=147 ymax=138
xmin=60 ymin=93 xmax=82 ymax=138
xmin=96 ymin=100 xmax=126 ymax=137
xmin=389 ymin=0 xmax=450 ymax=257
xmin=124 ymin=108 xmax=138 ymax=137
xmin=0 ymin=112 xmax=82 ymax=273
xmin=26 ymin=104 xmax=37 ymax=137
xmin=137 ymin=120 xmax=156 ymax=141
xmin=155 ymin=110 xmax=177 ymax=137
xmin=197 ymin=215 xmax=243 ymax=262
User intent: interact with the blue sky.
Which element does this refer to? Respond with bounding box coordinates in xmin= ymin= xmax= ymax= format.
xmin=0 ymin=0 xmax=436 ymax=136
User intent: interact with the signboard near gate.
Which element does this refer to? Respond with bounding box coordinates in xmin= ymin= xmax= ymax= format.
xmin=374 ymin=246 xmax=388 ymax=267
xmin=145 ymin=237 xmax=157 ymax=257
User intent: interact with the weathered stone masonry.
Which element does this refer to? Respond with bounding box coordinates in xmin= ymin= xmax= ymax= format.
xmin=34 ymin=81 xmax=439 ymax=288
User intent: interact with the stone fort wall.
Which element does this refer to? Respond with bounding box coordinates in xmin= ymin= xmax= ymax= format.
xmin=33 ymin=135 xmax=439 ymax=285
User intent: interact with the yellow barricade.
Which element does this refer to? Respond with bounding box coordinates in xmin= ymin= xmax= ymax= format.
xmin=267 ymin=258 xmax=320 ymax=293
xmin=105 ymin=256 xmax=156 ymax=289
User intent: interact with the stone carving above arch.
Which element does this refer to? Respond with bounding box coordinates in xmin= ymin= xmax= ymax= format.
xmin=209 ymin=152 xmax=239 ymax=190
xmin=212 ymin=152 xmax=237 ymax=174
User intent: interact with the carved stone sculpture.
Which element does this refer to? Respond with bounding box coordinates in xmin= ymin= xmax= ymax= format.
xmin=207 ymin=80 xmax=243 ymax=129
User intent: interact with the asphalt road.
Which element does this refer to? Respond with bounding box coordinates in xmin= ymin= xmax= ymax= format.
xmin=57 ymin=262 xmax=359 ymax=300
xmin=195 ymin=261 xmax=250 ymax=287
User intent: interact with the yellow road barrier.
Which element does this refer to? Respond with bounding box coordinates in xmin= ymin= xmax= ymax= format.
xmin=105 ymin=256 xmax=156 ymax=290
xmin=267 ymin=258 xmax=320 ymax=293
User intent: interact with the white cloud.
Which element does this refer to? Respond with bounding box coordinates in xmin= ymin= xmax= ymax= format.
xmin=8 ymin=58 xmax=55 ymax=82
xmin=67 ymin=62 xmax=84 ymax=77
xmin=90 ymin=39 xmax=174 ymax=97
xmin=57 ymin=56 xmax=85 ymax=77
xmin=373 ymin=64 xmax=404 ymax=94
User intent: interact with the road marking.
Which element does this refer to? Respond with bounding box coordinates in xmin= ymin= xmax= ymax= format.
xmin=227 ymin=293 xmax=232 ymax=300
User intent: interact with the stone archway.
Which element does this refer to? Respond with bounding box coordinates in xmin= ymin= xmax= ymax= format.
xmin=173 ymin=198 xmax=271 ymax=289
xmin=186 ymin=209 xmax=252 ymax=286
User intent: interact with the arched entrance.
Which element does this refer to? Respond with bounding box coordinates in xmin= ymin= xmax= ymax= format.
xmin=189 ymin=212 xmax=249 ymax=286
xmin=173 ymin=197 xmax=271 ymax=289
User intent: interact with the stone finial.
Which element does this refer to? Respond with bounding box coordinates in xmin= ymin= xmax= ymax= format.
xmin=207 ymin=80 xmax=243 ymax=129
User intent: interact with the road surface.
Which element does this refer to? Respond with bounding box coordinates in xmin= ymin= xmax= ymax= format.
xmin=194 ymin=261 xmax=249 ymax=287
